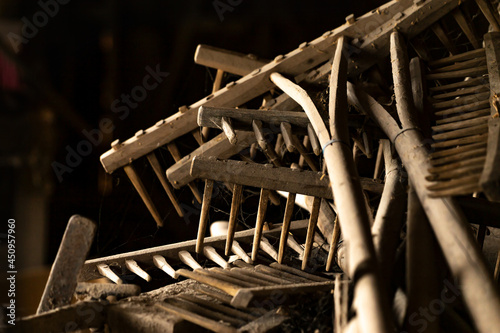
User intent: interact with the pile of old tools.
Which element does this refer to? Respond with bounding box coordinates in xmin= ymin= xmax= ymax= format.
xmin=11 ymin=0 xmax=500 ymax=332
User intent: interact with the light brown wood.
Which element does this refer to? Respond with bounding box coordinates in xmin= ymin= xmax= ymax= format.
xmin=430 ymin=147 xmax=487 ymax=166
xmin=433 ymin=84 xmax=489 ymax=100
xmin=251 ymin=188 xmax=270 ymax=261
xmin=278 ymin=193 xmax=296 ymax=264
xmin=301 ymin=197 xmax=321 ymax=270
xmin=221 ymin=116 xmax=237 ymax=145
xmin=480 ymin=32 xmax=500 ymax=201
xmin=371 ymin=140 xmax=406 ymax=290
xmin=230 ymin=281 xmax=335 ymax=308
xmin=431 ymin=133 xmax=488 ymax=149
xmin=225 ymin=184 xmax=243 ymax=256
xmin=198 ymin=106 xmax=310 ymax=129
xmin=433 ymin=114 xmax=490 ymax=131
xmin=325 ymin=216 xmax=341 ymax=272
xmin=125 ymin=260 xmax=151 ymax=282
xmin=146 ymin=152 xmax=184 ymax=217
xmin=80 ymin=220 xmax=309 ymax=281
xmin=155 ymin=302 xmax=236 ymax=333
xmin=152 ymin=255 xmax=178 ymax=279
xmin=426 ymin=65 xmax=488 ymax=80
xmin=272 ymin=36 xmax=393 ymax=332
xmin=123 ymin=164 xmax=163 ymax=227
xmin=430 ymin=141 xmax=487 ymax=159
xmin=436 ymin=108 xmax=490 ymax=125
xmin=429 ymin=76 xmax=488 ymax=92
xmin=252 ymin=120 xmax=283 ymax=167
xmin=349 ymin=81 xmax=500 ymax=333
xmin=196 ymin=180 xmax=214 ymax=253
xmin=194 ymin=44 xmax=267 ymax=76
xmin=166 ymin=131 xmax=256 ymax=189
xmin=433 ymin=123 xmax=488 ymax=141
xmin=429 ymin=48 xmax=486 ymax=67
xmin=432 ymin=91 xmax=490 ymax=109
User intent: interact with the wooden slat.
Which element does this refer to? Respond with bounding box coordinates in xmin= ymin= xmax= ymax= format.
xmin=480 ymin=32 xmax=500 ymax=201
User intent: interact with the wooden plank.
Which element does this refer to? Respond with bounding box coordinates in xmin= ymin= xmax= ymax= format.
xmin=100 ymin=0 xmax=413 ymax=174
xmin=426 ymin=65 xmax=488 ymax=80
xmin=189 ymin=156 xmax=384 ymax=199
xmin=230 ymin=281 xmax=335 ymax=308
xmin=79 ymin=220 xmax=309 ymax=282
xmin=198 ymin=106 xmax=310 ymax=129
xmin=429 ymin=48 xmax=486 ymax=67
xmin=37 ymin=215 xmax=96 ymax=314
xmin=480 ymin=32 xmax=500 ymax=201
xmin=194 ymin=44 xmax=267 ymax=76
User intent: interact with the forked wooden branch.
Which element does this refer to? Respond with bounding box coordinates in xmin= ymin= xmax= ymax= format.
xmin=270 ymin=36 xmax=393 ymax=333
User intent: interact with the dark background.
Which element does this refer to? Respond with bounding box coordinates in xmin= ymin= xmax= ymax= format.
xmin=0 ymin=0 xmax=386 ymax=282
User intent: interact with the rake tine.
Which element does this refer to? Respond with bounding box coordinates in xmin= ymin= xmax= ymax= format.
xmin=278 ymin=192 xmax=296 ymax=264
xmin=301 ymin=197 xmax=321 ymax=270
xmin=97 ymin=263 xmax=123 ymax=285
xmin=231 ymin=240 xmax=252 ymax=264
xmin=196 ymin=179 xmax=214 ymax=253
xmin=287 ymin=233 xmax=304 ymax=260
xmin=280 ymin=122 xmax=296 ymax=153
xmin=146 ymin=152 xmax=184 ymax=217
xmin=307 ymin=123 xmax=321 ymax=155
xmin=123 ymin=164 xmax=163 ymax=227
xmin=125 ymin=260 xmax=151 ymax=282
xmin=166 ymin=142 xmax=203 ymax=203
xmin=178 ymin=250 xmax=203 ymax=270
xmin=252 ymin=120 xmax=283 ymax=167
xmin=221 ymin=116 xmax=237 ymax=145
xmin=153 ymin=255 xmax=178 ymax=279
xmin=251 ymin=188 xmax=270 ymax=261
xmin=225 ymin=184 xmax=243 ymax=256
xmin=259 ymin=237 xmax=278 ymax=261
xmin=326 ymin=216 xmax=341 ymax=272
xmin=203 ymin=246 xmax=230 ymax=269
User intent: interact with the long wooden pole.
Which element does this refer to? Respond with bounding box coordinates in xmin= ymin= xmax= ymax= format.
xmin=270 ymin=36 xmax=393 ymax=333
xmin=347 ymin=31 xmax=500 ymax=333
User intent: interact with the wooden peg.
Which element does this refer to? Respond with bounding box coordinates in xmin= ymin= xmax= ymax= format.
xmin=251 ymin=188 xmax=270 ymax=261
xmin=97 ymin=263 xmax=123 ymax=285
xmin=307 ymin=124 xmax=321 ymax=156
xmin=225 ymin=184 xmax=243 ymax=256
xmin=166 ymin=142 xmax=203 ymax=204
xmin=178 ymin=251 xmax=203 ymax=270
xmin=280 ymin=122 xmax=296 ymax=152
xmin=278 ymin=192 xmax=296 ymax=263
xmin=231 ymin=240 xmax=252 ymax=264
xmin=302 ymin=197 xmax=322 ymax=270
xmin=203 ymin=246 xmax=230 ymax=269
xmin=125 ymin=260 xmax=151 ymax=282
xmin=252 ymin=120 xmax=282 ymax=167
xmin=196 ymin=180 xmax=214 ymax=253
xmin=287 ymin=234 xmax=304 ymax=260
xmin=153 ymin=255 xmax=178 ymax=279
xmin=146 ymin=152 xmax=184 ymax=217
xmin=326 ymin=216 xmax=341 ymax=272
xmin=221 ymin=116 xmax=237 ymax=145
xmin=259 ymin=237 xmax=278 ymax=261
xmin=123 ymin=164 xmax=163 ymax=227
